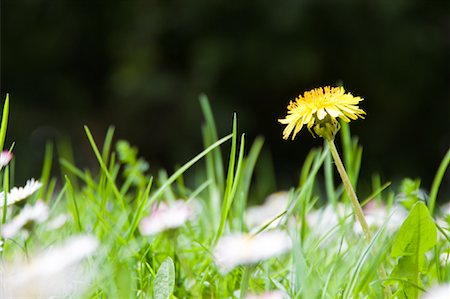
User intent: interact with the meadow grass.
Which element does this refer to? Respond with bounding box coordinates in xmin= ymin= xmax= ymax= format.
xmin=0 ymin=94 xmax=449 ymax=298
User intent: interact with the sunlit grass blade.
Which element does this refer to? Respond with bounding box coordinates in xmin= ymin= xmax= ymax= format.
xmin=299 ymin=148 xmax=318 ymax=187
xmin=84 ymin=126 xmax=127 ymax=212
xmin=65 ymin=176 xmax=83 ymax=232
xmin=234 ymin=136 xmax=264 ymax=231
xmin=215 ymin=130 xmax=245 ymax=241
xmin=343 ymin=225 xmax=386 ymax=299
xmin=126 ymin=177 xmax=153 ymax=240
xmin=200 ymin=94 xmax=225 ymax=191
xmin=101 ymin=126 xmax=115 ymax=164
xmin=287 ymin=148 xmax=326 ymax=218
xmin=37 ymin=142 xmax=53 ymax=200
xmin=0 ymin=94 xmax=9 ymax=152
xmin=428 ymin=148 xmax=450 ymax=214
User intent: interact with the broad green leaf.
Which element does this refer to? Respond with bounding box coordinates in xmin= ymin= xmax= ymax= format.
xmin=153 ymin=257 xmax=175 ymax=299
xmin=390 ymin=201 xmax=437 ymax=299
xmin=391 ymin=202 xmax=437 ymax=259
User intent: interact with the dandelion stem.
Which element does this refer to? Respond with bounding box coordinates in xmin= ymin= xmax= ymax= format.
xmin=327 ymin=139 xmax=371 ymax=240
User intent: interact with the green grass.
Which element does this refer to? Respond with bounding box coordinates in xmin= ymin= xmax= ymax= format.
xmin=0 ymin=95 xmax=449 ymax=298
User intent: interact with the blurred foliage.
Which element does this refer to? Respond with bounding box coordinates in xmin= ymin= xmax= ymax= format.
xmin=1 ymin=0 xmax=448 ymax=196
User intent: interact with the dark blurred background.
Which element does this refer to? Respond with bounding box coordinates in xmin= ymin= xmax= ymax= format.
xmin=1 ymin=0 xmax=449 ymax=198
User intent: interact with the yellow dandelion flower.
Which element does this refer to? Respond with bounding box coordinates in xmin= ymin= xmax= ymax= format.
xmin=279 ymin=86 xmax=365 ymax=140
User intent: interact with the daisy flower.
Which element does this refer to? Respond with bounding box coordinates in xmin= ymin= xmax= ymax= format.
xmin=353 ymin=202 xmax=408 ymax=235
xmin=0 ymin=150 xmax=13 ymax=168
xmin=0 ymin=235 xmax=99 ymax=298
xmin=213 ymin=230 xmax=292 ymax=273
xmin=245 ymin=191 xmax=289 ymax=232
xmin=139 ymin=199 xmax=199 ymax=236
xmin=421 ymin=284 xmax=450 ymax=299
xmin=0 ymin=178 xmax=42 ymax=207
xmin=2 ymin=200 xmax=49 ymax=238
xmin=279 ymin=86 xmax=365 ymax=140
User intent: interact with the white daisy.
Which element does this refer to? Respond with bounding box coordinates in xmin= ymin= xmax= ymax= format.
xmin=246 ymin=192 xmax=289 ymax=232
xmin=45 ymin=213 xmax=70 ymax=230
xmin=421 ymin=284 xmax=450 ymax=299
xmin=139 ymin=199 xmax=199 ymax=236
xmin=353 ymin=203 xmax=408 ymax=235
xmin=0 ymin=151 xmax=13 ymax=168
xmin=306 ymin=204 xmax=351 ymax=235
xmin=0 ymin=178 xmax=42 ymax=207
xmin=2 ymin=200 xmax=49 ymax=238
xmin=0 ymin=235 xmax=99 ymax=298
xmin=213 ymin=230 xmax=292 ymax=273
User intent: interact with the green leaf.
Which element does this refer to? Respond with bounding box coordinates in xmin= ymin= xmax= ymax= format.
xmin=391 ymin=202 xmax=437 ymax=259
xmin=153 ymin=257 xmax=175 ymax=299
xmin=390 ymin=201 xmax=437 ymax=299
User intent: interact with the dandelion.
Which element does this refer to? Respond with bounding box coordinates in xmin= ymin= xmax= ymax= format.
xmin=213 ymin=230 xmax=292 ymax=273
xmin=278 ymin=86 xmax=365 ymax=140
xmin=279 ymin=86 xmax=371 ymax=241
xmin=0 ymin=150 xmax=13 ymax=168
xmin=139 ymin=199 xmax=199 ymax=236
xmin=0 ymin=235 xmax=99 ymax=298
xmin=245 ymin=191 xmax=289 ymax=231
xmin=0 ymin=178 xmax=42 ymax=207
xmin=278 ymin=86 xmax=391 ymax=295
xmin=2 ymin=200 xmax=49 ymax=238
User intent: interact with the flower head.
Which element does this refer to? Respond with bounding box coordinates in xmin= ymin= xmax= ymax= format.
xmin=0 ymin=151 xmax=13 ymax=168
xmin=0 ymin=178 xmax=42 ymax=207
xmin=422 ymin=284 xmax=450 ymax=299
xmin=2 ymin=200 xmax=49 ymax=238
xmin=213 ymin=230 xmax=292 ymax=273
xmin=1 ymin=235 xmax=98 ymax=298
xmin=245 ymin=191 xmax=289 ymax=232
xmin=139 ymin=199 xmax=199 ymax=236
xmin=279 ymin=86 xmax=365 ymax=140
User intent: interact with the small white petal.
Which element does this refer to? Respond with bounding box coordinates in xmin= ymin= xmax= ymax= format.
xmin=246 ymin=192 xmax=289 ymax=231
xmin=0 ymin=178 xmax=42 ymax=207
xmin=421 ymin=284 xmax=450 ymax=299
xmin=45 ymin=213 xmax=70 ymax=230
xmin=317 ymin=108 xmax=327 ymax=120
xmin=2 ymin=200 xmax=49 ymax=238
xmin=0 ymin=151 xmax=13 ymax=167
xmin=139 ymin=199 xmax=199 ymax=235
xmin=1 ymin=235 xmax=98 ymax=298
xmin=214 ymin=230 xmax=292 ymax=273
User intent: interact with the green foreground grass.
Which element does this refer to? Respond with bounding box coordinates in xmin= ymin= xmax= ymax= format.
xmin=0 ymin=94 xmax=449 ymax=298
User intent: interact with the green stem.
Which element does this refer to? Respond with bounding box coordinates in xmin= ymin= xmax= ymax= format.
xmin=327 ymin=139 xmax=371 ymax=240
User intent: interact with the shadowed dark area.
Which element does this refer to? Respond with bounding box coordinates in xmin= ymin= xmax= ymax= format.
xmin=1 ymin=0 xmax=449 ymax=198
